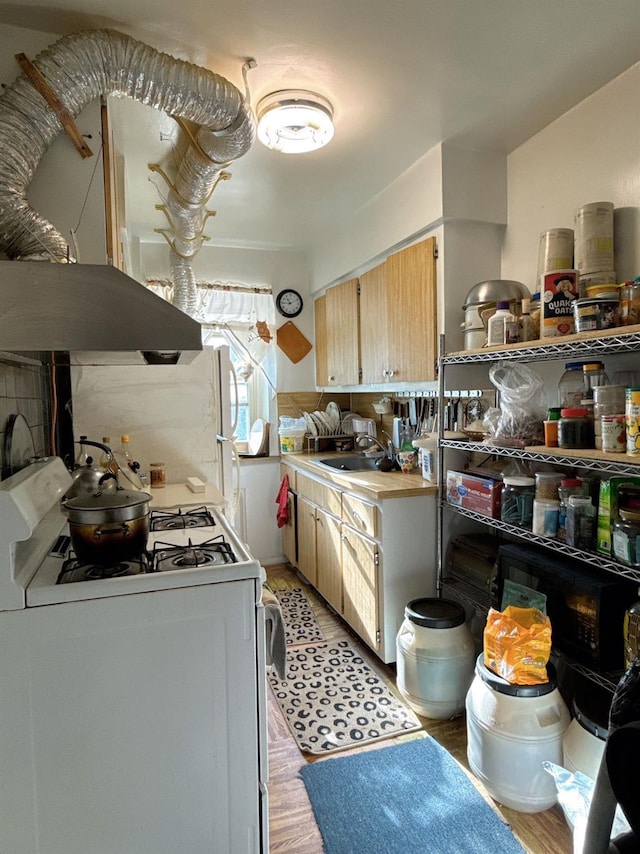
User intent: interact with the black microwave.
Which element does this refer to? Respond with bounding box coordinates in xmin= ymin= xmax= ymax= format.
xmin=493 ymin=543 xmax=637 ymax=672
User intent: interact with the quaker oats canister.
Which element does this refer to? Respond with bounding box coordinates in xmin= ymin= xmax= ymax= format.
xmin=626 ymin=389 xmax=640 ymax=455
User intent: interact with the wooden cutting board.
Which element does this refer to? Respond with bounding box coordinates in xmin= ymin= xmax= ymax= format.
xmin=276 ymin=321 xmax=312 ymax=363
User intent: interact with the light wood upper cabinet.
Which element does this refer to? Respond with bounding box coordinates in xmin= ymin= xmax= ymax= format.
xmin=360 ymin=236 xmax=438 ymax=383
xmin=314 ymin=294 xmax=328 ymax=387
xmin=359 ymin=262 xmax=390 ymax=385
xmin=386 ymin=237 xmax=438 ymax=382
xmin=322 ymin=277 xmax=360 ymax=386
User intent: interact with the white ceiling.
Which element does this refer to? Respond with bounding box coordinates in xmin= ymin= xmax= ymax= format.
xmin=4 ymin=0 xmax=640 ymax=254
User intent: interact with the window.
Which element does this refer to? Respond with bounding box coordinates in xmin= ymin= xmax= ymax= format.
xmin=146 ymin=279 xmax=277 ymax=446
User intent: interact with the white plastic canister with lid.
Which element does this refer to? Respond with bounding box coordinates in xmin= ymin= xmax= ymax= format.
xmin=466 ymin=655 xmax=570 ymax=813
xmin=396 ymin=598 xmax=475 ymax=719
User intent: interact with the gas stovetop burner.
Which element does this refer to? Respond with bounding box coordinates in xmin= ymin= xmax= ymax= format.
xmin=150 ymin=506 xmax=216 ymax=532
xmin=57 ymin=552 xmax=151 ymax=584
xmin=152 ymin=536 xmax=236 ymax=572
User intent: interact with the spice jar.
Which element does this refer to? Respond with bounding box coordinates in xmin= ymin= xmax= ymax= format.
xmin=149 ymin=462 xmax=167 ymax=489
xmin=558 ymin=407 xmax=594 ymax=449
xmin=532 ymin=498 xmax=560 ymax=538
xmin=612 ymin=507 xmax=640 ymax=567
xmin=543 ymin=407 xmax=562 ymax=447
xmin=534 ymin=471 xmax=564 ymax=500
xmin=500 ymin=476 xmax=535 ymax=529
xmin=557 ymin=478 xmax=584 ymax=541
xmin=566 ymin=496 xmax=595 ymax=551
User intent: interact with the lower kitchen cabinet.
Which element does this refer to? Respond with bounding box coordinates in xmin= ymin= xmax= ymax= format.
xmin=297 ymin=494 xmax=318 ymax=587
xmin=316 ymin=507 xmax=342 ymax=613
xmin=341 ymin=526 xmax=379 ymax=651
xmin=280 ymin=458 xmax=436 ymax=662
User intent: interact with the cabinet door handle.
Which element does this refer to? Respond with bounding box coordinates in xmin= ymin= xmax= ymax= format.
xmin=328 ymin=375 xmax=335 ymax=382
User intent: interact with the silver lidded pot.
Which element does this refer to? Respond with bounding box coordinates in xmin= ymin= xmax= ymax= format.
xmin=461 ymin=280 xmax=530 ymax=350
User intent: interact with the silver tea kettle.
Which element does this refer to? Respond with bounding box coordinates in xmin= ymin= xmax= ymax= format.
xmin=66 ymin=438 xmax=145 ymax=497
xmin=65 ymin=457 xmax=117 ymax=500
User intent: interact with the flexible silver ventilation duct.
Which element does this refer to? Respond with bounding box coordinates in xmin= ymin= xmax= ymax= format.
xmin=0 ymin=28 xmax=255 ymax=313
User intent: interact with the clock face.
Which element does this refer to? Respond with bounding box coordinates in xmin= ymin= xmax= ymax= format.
xmin=276 ymin=289 xmax=303 ymax=318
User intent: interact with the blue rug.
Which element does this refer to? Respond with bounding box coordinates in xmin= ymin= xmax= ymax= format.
xmin=300 ymin=736 xmax=526 ymax=854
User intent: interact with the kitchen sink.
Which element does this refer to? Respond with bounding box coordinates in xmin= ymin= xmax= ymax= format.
xmin=317 ymin=455 xmax=388 ymax=472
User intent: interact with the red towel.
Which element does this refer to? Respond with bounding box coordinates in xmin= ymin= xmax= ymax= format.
xmin=276 ymin=474 xmax=290 ymax=528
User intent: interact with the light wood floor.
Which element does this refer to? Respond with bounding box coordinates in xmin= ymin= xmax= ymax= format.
xmin=266 ymin=562 xmax=573 ymax=854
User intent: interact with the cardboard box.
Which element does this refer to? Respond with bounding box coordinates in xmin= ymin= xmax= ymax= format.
xmin=597 ymin=476 xmax=640 ymax=555
xmin=540 ymin=268 xmax=579 ymax=337
xmin=446 ymin=470 xmax=503 ymax=518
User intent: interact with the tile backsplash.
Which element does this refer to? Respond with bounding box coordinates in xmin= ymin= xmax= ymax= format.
xmin=0 ymin=355 xmax=50 ymax=477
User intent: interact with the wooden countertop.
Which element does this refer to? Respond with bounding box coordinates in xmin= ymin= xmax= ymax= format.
xmin=148 ymin=482 xmax=227 ymax=509
xmin=280 ymin=453 xmax=437 ymax=500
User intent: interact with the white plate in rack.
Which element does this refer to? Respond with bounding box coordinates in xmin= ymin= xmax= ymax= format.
xmin=326 ymin=401 xmax=341 ymax=431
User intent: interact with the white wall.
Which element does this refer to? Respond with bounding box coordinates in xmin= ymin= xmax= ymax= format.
xmin=140 ymin=240 xmax=315 ymax=394
xmin=0 ymin=24 xmax=107 ymax=264
xmin=503 ymin=62 xmax=640 ymax=293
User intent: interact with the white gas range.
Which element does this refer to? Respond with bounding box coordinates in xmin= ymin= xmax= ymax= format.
xmin=0 ymin=457 xmax=269 ymax=854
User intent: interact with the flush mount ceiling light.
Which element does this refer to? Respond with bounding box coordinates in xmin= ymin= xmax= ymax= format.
xmin=256 ymin=90 xmax=334 ymax=154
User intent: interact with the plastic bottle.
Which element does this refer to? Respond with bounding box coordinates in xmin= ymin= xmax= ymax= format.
xmin=99 ymin=436 xmax=117 ymax=472
xmin=623 ymin=588 xmax=640 ymax=670
xmin=120 ymin=434 xmax=136 ymax=471
xmin=75 ymin=435 xmax=89 ymax=467
xmin=487 ymin=301 xmax=517 ymax=346
xmin=519 ymin=298 xmax=535 ymax=342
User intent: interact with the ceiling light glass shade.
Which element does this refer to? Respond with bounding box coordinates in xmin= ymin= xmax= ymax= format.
xmin=256 ymin=90 xmax=334 ymax=154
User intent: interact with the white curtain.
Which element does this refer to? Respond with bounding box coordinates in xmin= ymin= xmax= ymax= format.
xmin=146 ymin=278 xmax=276 ymax=387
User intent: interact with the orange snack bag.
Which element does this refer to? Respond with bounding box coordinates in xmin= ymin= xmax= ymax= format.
xmin=483 ymin=606 xmax=552 ymax=685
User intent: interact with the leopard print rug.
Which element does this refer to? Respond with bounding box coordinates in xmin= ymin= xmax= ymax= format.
xmin=274 ymin=587 xmax=324 ymax=645
xmin=269 ymin=638 xmax=421 ymax=754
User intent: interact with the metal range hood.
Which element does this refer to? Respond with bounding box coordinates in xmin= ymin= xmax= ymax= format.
xmin=0 ymin=261 xmax=202 ymax=365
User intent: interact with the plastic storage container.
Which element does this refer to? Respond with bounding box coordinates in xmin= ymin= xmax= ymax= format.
xmin=396 ymin=598 xmax=475 ymax=719
xmin=562 ymin=683 xmax=611 ymax=781
xmin=500 ymin=476 xmax=535 ymax=529
xmin=466 ymin=655 xmax=570 ymax=813
xmin=278 ymin=416 xmax=306 ymax=454
xmin=558 ymin=361 xmax=590 ymax=408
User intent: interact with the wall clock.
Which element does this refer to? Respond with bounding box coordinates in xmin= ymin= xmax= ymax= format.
xmin=275 ymin=288 xmax=303 ymax=318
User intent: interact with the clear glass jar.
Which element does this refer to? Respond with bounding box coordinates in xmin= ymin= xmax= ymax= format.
xmin=612 ymin=507 xmax=640 ymax=567
xmin=566 ymin=496 xmax=596 ymax=551
xmin=582 ymin=362 xmax=608 ymax=400
xmin=557 ymin=478 xmax=584 ymax=541
xmin=620 ymin=279 xmax=640 ymax=326
xmin=149 ymin=462 xmax=166 ymax=489
xmin=500 ymin=476 xmax=535 ymax=529
xmin=558 ymin=407 xmax=594 ymax=449
xmin=532 ymin=498 xmax=560 ymax=537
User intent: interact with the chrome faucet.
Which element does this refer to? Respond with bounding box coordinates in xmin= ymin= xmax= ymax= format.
xmin=357 ymin=431 xmax=396 ymax=459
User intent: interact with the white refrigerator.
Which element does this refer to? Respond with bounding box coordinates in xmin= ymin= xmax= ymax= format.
xmin=70 ymin=344 xmax=238 ymax=516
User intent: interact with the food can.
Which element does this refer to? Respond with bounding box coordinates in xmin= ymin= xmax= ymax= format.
xmin=537 ymin=228 xmax=574 ymax=278
xmin=572 ymin=297 xmax=620 ymax=332
xmin=601 ymin=414 xmax=626 ymax=454
xmin=626 ymin=389 xmax=640 ymax=455
xmin=574 ymin=202 xmax=614 ymax=274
